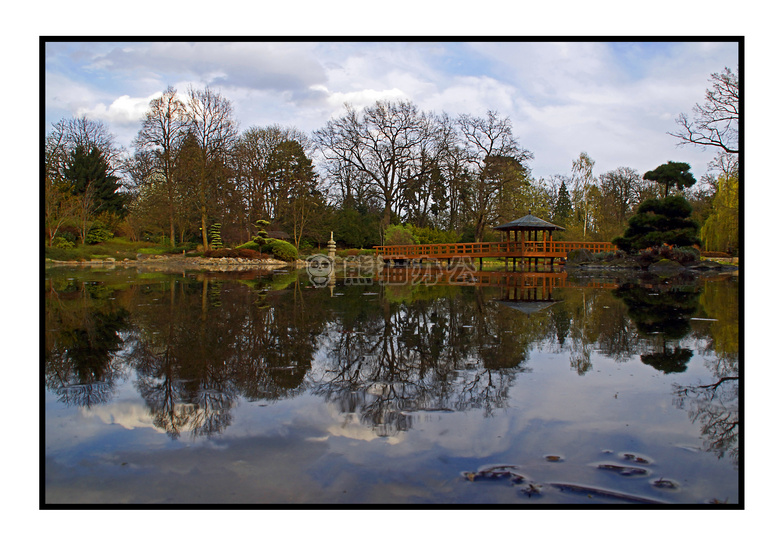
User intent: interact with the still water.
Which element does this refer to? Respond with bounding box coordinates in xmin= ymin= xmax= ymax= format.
xmin=43 ymin=266 xmax=740 ymax=505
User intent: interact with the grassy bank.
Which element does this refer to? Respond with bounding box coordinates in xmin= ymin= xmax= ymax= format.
xmin=44 ymin=238 xmax=194 ymax=262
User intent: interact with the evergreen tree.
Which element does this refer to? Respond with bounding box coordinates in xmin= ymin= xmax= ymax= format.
xmin=63 ymin=145 xmax=126 ymax=216
xmin=208 ymin=223 xmax=223 ymax=249
xmin=643 ymin=161 xmax=696 ymax=198
xmin=612 ymin=195 xmax=700 ymax=252
xmin=552 ymin=181 xmax=573 ymax=226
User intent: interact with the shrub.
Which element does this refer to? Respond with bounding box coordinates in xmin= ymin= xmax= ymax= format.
xmin=208 ymin=223 xmax=223 ymax=249
xmin=408 ymin=225 xmax=459 ymax=245
xmin=384 ymin=224 xmax=418 ymax=245
xmin=52 ymin=236 xmax=75 ymax=249
xmin=268 ymin=240 xmax=298 ymax=261
xmin=86 ymin=222 xmax=114 ymax=244
xmin=236 ymin=240 xmax=260 ymax=251
xmin=635 ymin=245 xmax=700 ymax=267
xmin=252 ymin=219 xmax=272 ymax=247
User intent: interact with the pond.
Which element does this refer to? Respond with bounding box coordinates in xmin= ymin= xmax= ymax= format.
xmin=43 ymin=265 xmax=740 ymax=506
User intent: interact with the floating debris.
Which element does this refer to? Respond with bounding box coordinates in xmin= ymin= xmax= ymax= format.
xmin=690 ymin=317 xmax=718 ymax=321
xmin=544 ymin=455 xmax=563 ymax=462
xmin=598 ymin=464 xmax=649 ymax=476
xmin=520 ymin=483 xmax=543 ymax=497
xmin=549 ymin=483 xmax=666 ymax=504
xmin=462 ymin=465 xmax=525 ymax=483
xmin=621 ymin=453 xmax=652 ymax=465
xmin=651 ymin=478 xmax=679 ymax=490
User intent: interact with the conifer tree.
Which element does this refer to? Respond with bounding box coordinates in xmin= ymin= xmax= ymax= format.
xmin=643 ymin=161 xmax=696 ymax=198
xmin=552 ymin=181 xmax=573 ymax=226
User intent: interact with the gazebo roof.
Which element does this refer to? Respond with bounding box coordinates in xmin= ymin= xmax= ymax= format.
xmin=493 ymin=213 xmax=565 ymax=231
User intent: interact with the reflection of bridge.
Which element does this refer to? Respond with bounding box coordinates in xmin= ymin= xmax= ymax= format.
xmin=374 ymin=214 xmax=614 ymax=268
xmin=377 ymin=268 xmax=618 ymax=292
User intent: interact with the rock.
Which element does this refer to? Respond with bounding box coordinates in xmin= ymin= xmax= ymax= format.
xmin=687 ymin=259 xmax=726 ymax=270
xmin=566 ymin=249 xmax=595 ymax=265
xmin=648 ymin=259 xmax=684 ymax=274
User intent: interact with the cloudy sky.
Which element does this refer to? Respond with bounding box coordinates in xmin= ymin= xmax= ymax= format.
xmin=44 ymin=39 xmax=738 ymax=181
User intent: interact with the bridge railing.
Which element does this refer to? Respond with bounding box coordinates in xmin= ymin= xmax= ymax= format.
xmin=374 ymin=240 xmax=616 ymax=259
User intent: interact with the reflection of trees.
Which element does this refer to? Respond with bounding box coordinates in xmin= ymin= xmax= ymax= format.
xmin=612 ymin=282 xmax=700 ymax=374
xmin=311 ymin=286 xmax=537 ymax=435
xmin=44 ymin=277 xmax=130 ymax=407
xmin=129 ymin=275 xmax=328 ymax=439
xmin=673 ymin=377 xmax=739 ymax=463
xmin=45 ymin=269 xmax=740 ymax=455
xmin=539 ymin=287 xmax=637 ymax=374
xmin=673 ymin=276 xmax=739 ymax=464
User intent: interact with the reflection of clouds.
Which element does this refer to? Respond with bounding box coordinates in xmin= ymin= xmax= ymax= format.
xmin=324 ymin=410 xmax=404 ymax=445
xmin=80 ymin=401 xmax=160 ymax=432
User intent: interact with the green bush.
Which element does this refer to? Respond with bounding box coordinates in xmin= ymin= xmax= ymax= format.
xmin=86 ymin=223 xmax=114 ymax=244
xmin=409 ymin=225 xmax=460 ymax=245
xmin=236 ymin=240 xmax=260 ymax=251
xmin=208 ymin=223 xmax=223 ymax=249
xmin=268 ymin=240 xmax=298 ymax=261
xmin=384 ymin=224 xmax=419 ymax=245
xmin=52 ymin=236 xmax=75 ymax=249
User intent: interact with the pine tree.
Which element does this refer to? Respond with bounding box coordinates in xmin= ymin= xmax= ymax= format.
xmin=612 ymin=196 xmax=700 ymax=252
xmin=643 ymin=161 xmax=696 ymax=198
xmin=63 ymin=145 xmax=125 ymax=216
xmin=552 ymin=181 xmax=573 ymax=226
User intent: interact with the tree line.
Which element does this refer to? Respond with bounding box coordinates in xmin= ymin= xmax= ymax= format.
xmin=44 ymin=67 xmax=739 ymax=255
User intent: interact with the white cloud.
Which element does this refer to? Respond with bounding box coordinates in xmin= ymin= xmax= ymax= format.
xmin=76 ymin=93 xmax=162 ymax=126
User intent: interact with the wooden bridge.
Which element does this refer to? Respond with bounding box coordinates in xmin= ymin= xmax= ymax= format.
xmin=374 ymin=213 xmax=614 ymax=268
xmin=374 ymin=239 xmax=615 ymax=264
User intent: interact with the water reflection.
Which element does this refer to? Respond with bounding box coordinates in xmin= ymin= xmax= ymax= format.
xmin=43 ymin=268 xmax=739 ymax=463
xmin=44 ymin=277 xmax=130 ymax=407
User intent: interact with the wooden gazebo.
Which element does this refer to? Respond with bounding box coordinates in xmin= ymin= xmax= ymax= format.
xmin=493 ymin=213 xmax=565 ymax=269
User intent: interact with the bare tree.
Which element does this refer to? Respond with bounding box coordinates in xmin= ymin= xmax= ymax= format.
xmin=314 ymin=100 xmax=433 ymax=232
xmin=670 ymin=67 xmax=739 ymax=155
xmin=44 ymin=181 xmax=79 ymax=246
xmin=46 ymin=117 xmax=124 ymax=176
xmin=458 ymin=111 xmax=533 ymax=241
xmin=186 ymin=86 xmax=239 ymax=249
xmin=234 ymin=125 xmax=310 ymax=230
xmin=133 ymin=86 xmax=188 ymax=246
xmin=570 ymin=152 xmax=595 ymax=237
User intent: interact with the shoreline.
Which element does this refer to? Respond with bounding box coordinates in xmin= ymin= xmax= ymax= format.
xmin=45 ymin=253 xmax=296 ymax=272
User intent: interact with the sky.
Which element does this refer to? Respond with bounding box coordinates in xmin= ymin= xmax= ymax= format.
xmin=44 ymin=39 xmax=739 ymax=182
